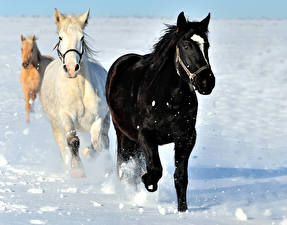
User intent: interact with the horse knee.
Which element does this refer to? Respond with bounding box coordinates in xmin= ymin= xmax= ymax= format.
xmin=90 ymin=118 xmax=102 ymax=149
xmin=31 ymin=91 xmax=36 ymax=100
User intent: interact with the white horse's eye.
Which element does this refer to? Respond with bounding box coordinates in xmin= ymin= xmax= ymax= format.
xmin=80 ymin=36 xmax=84 ymax=41
xmin=59 ymin=36 xmax=62 ymax=41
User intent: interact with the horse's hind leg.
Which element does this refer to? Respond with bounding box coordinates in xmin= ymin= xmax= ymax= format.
xmin=101 ymin=113 xmax=110 ymax=150
xmin=116 ymin=128 xmax=143 ymax=185
xmin=174 ymin=129 xmax=196 ymax=212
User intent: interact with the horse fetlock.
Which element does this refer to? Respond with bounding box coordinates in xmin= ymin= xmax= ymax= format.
xmin=177 ymin=201 xmax=188 ymax=212
xmin=67 ymin=133 xmax=80 ymax=151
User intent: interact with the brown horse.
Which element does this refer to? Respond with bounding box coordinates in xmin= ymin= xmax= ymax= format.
xmin=20 ymin=35 xmax=53 ymax=122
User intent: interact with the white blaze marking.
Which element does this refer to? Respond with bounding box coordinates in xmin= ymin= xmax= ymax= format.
xmin=191 ymin=34 xmax=208 ymax=63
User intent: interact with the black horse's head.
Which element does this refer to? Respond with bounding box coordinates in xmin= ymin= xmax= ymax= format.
xmin=175 ymin=12 xmax=215 ymax=95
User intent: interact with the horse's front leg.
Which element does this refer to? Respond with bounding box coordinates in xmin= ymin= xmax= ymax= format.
xmin=82 ymin=114 xmax=110 ymax=159
xmin=61 ymin=115 xmax=84 ymax=178
xmin=82 ymin=117 xmax=102 ymax=159
xmin=22 ymin=85 xmax=31 ymax=122
xmin=174 ymin=129 xmax=196 ymax=212
xmin=139 ymin=129 xmax=162 ymax=192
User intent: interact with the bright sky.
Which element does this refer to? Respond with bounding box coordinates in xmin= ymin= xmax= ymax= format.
xmin=1 ymin=0 xmax=286 ymax=18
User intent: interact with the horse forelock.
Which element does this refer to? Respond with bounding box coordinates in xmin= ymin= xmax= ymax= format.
xmin=148 ymin=20 xmax=209 ymax=72
xmin=56 ymin=16 xmax=96 ymax=61
xmin=22 ymin=37 xmax=41 ymax=67
xmin=56 ymin=15 xmax=82 ymax=33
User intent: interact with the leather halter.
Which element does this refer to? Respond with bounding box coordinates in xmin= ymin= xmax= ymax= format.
xmin=54 ymin=40 xmax=84 ymax=65
xmin=175 ymin=45 xmax=210 ymax=81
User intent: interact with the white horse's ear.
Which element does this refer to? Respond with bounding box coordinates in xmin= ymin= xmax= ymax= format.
xmin=21 ymin=34 xmax=25 ymax=42
xmin=54 ymin=8 xmax=65 ymax=26
xmin=78 ymin=9 xmax=90 ymax=29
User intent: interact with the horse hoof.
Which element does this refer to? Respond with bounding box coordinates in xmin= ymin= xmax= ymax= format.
xmin=141 ymin=173 xmax=158 ymax=192
xmin=70 ymin=167 xmax=85 ymax=178
xmin=178 ymin=204 xmax=188 ymax=212
xmin=145 ymin=183 xmax=158 ymax=192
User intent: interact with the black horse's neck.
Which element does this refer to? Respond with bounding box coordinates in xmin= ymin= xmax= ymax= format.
xmin=142 ymin=46 xmax=193 ymax=102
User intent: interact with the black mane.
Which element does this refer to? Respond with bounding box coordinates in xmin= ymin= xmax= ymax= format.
xmin=146 ymin=20 xmax=206 ymax=73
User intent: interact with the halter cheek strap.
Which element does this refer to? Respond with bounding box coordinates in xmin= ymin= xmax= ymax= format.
xmin=175 ymin=46 xmax=210 ymax=81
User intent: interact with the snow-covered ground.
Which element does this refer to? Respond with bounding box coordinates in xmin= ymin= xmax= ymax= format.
xmin=0 ymin=16 xmax=287 ymax=225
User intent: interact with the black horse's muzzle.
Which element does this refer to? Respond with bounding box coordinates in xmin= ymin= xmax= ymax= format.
xmin=193 ymin=70 xmax=215 ymax=95
xmin=175 ymin=46 xmax=215 ymax=95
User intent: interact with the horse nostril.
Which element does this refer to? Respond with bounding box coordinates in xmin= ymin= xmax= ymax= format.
xmin=63 ymin=65 xmax=67 ymax=72
xmin=75 ymin=64 xmax=80 ymax=72
xmin=22 ymin=63 xmax=27 ymax=68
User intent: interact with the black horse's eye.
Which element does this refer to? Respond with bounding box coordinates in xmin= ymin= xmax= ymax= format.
xmin=184 ymin=45 xmax=189 ymax=49
xmin=59 ymin=37 xmax=62 ymax=41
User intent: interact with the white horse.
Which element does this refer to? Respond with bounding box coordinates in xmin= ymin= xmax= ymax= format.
xmin=40 ymin=9 xmax=110 ymax=177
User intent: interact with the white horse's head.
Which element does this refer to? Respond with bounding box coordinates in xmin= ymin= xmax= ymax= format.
xmin=54 ymin=8 xmax=90 ymax=78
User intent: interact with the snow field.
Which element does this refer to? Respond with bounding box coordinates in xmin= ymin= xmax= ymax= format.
xmin=0 ymin=17 xmax=286 ymax=224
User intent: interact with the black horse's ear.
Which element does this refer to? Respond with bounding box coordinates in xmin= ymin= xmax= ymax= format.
xmin=200 ymin=13 xmax=210 ymax=30
xmin=177 ymin=11 xmax=187 ymax=30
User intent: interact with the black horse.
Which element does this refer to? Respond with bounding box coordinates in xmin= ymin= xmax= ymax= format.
xmin=106 ymin=12 xmax=215 ymax=212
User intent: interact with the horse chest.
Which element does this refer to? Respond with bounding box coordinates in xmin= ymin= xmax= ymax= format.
xmin=78 ymin=85 xmax=100 ymax=128
xmin=61 ymin=77 xmax=100 ymax=129
xmin=141 ymin=92 xmax=198 ymax=142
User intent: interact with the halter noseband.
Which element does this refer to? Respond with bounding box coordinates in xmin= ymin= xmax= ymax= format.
xmin=175 ymin=46 xmax=210 ymax=81
xmin=54 ymin=40 xmax=84 ymax=65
